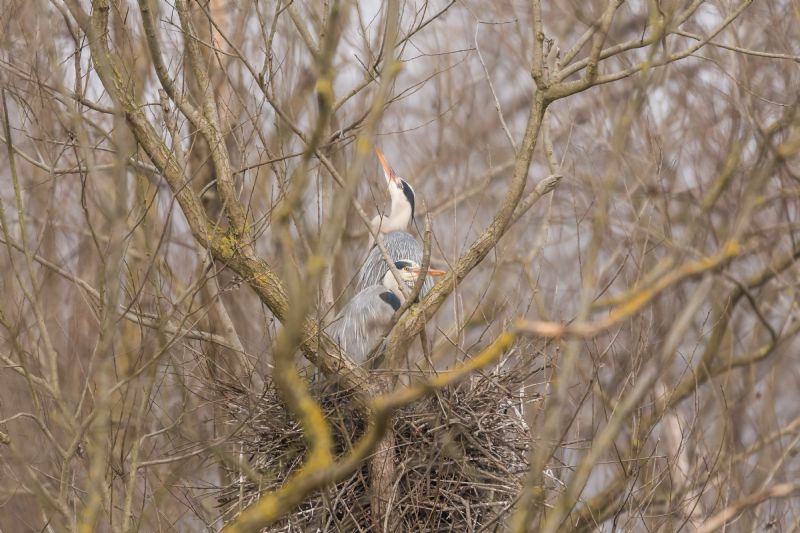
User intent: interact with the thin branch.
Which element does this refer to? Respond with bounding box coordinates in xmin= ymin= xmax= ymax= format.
xmin=696 ymin=484 xmax=800 ymax=533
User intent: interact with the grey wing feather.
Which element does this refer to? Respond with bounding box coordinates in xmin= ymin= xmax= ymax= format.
xmin=356 ymin=231 xmax=434 ymax=296
xmin=326 ymin=285 xmax=396 ymax=366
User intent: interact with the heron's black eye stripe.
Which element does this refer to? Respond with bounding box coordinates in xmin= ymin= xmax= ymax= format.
xmin=379 ymin=291 xmax=402 ymax=311
xmin=400 ymin=179 xmax=415 ymax=219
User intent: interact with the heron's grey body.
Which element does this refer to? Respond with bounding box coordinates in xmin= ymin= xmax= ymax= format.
xmin=325 ymin=285 xmax=399 ymax=367
xmin=355 ymin=232 xmax=434 ymax=297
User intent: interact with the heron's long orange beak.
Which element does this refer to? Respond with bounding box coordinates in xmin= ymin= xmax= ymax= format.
xmin=375 ymin=147 xmax=399 ymax=185
xmin=411 ymin=267 xmax=446 ymax=277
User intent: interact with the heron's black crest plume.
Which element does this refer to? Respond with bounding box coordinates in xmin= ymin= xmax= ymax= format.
xmin=400 ymin=179 xmax=415 ymax=220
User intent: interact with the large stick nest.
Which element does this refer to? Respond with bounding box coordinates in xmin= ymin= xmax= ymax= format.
xmin=216 ymin=355 xmax=541 ymax=531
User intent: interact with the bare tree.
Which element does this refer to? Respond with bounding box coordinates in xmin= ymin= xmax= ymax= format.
xmin=1 ymin=1 xmax=799 ymax=531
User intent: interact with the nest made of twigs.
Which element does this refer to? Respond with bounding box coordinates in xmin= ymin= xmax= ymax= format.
xmin=216 ymin=355 xmax=540 ymax=532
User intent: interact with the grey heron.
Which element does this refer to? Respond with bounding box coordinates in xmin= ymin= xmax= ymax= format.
xmin=328 ymin=259 xmax=445 ymax=368
xmin=356 ymin=148 xmax=435 ymax=296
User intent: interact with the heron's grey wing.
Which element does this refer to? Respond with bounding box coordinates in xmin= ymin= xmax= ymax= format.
xmin=355 ymin=231 xmax=428 ymax=293
xmin=362 ymin=289 xmax=399 ymax=368
xmin=326 ymin=286 xmax=395 ymax=365
xmin=355 ymin=247 xmax=384 ymax=292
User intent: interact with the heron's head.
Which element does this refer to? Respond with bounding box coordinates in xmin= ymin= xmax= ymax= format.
xmin=375 ymin=147 xmax=416 ymax=220
xmin=382 ymin=260 xmax=446 ymax=293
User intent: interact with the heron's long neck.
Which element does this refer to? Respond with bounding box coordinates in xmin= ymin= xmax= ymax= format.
xmin=368 ymin=199 xmax=412 ymax=248
xmin=383 ymin=274 xmax=408 ymax=303
xmin=385 ymin=193 xmax=412 ymax=232
xmin=391 ymin=285 xmax=406 ymax=303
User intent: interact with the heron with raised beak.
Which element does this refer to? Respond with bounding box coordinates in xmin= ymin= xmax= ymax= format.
xmin=357 ymin=148 xmax=435 ymax=297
